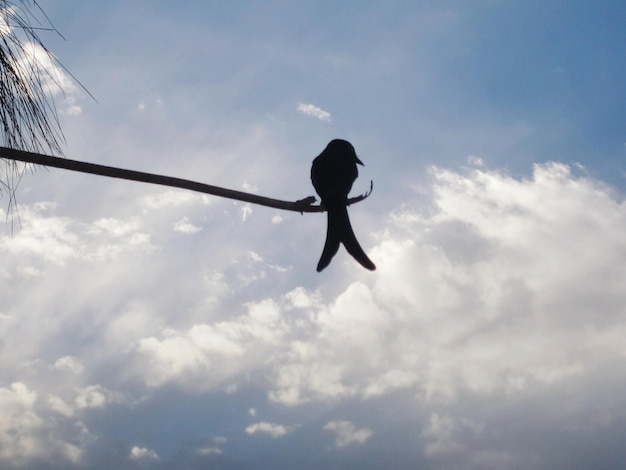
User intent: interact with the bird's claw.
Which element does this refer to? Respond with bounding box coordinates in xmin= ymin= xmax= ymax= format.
xmin=295 ymin=195 xmax=318 ymax=214
xmin=346 ymin=180 xmax=374 ymax=207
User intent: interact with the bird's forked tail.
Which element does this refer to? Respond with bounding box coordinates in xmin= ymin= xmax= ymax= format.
xmin=317 ymin=203 xmax=376 ymax=272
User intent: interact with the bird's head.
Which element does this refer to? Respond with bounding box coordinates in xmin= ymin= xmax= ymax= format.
xmin=327 ymin=139 xmax=364 ymax=165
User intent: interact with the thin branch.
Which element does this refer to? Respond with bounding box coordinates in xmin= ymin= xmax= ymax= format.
xmin=0 ymin=146 xmax=373 ymax=213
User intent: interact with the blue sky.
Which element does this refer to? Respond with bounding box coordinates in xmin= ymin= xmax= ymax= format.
xmin=1 ymin=1 xmax=626 ymax=468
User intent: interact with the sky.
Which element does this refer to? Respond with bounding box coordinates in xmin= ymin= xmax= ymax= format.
xmin=1 ymin=1 xmax=626 ymax=468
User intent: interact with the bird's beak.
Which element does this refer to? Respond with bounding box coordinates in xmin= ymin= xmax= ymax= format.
xmin=355 ymin=156 xmax=364 ymax=166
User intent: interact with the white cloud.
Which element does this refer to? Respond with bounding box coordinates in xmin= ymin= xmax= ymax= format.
xmin=296 ymin=103 xmax=332 ymax=121
xmin=3 ymin=158 xmax=626 ymax=467
xmin=72 ymin=385 xmax=126 ymax=411
xmin=270 ymin=162 xmax=626 ymax=406
xmin=270 ymin=282 xmax=388 ymax=405
xmin=134 ymin=298 xmax=288 ymax=389
xmin=140 ymin=190 xmax=211 ymax=210
xmin=74 ymin=385 xmax=108 ymax=409
xmin=247 ymin=251 xmax=263 ymax=263
xmin=137 ymin=95 xmax=163 ymax=112
xmin=0 ymin=206 xmax=156 ymax=264
xmin=17 ymin=265 xmax=40 ymax=277
xmin=245 ymin=421 xmax=297 ymax=438
xmin=48 ymin=396 xmax=74 ymax=417
xmin=65 ymin=105 xmax=83 ymax=116
xmin=130 ymin=446 xmax=159 ymax=461
xmin=284 ymin=286 xmax=321 ymax=309
xmin=89 ymin=218 xmax=140 ymax=237
xmin=0 ymin=383 xmax=81 ymax=465
xmin=197 ymin=446 xmax=222 ymax=455
xmin=53 ymin=356 xmax=84 ymax=374
xmin=240 ymin=203 xmax=253 ymax=221
xmin=0 ymin=9 xmax=12 ymax=36
xmin=0 ymin=206 xmax=81 ymax=264
xmin=362 ymin=369 xmax=418 ymax=398
xmin=421 ymin=413 xmax=476 ymax=456
xmin=11 ymin=41 xmax=84 ymax=116
xmin=16 ymin=42 xmax=76 ymax=95
xmin=323 ymin=421 xmax=372 ymax=448
xmin=0 ymin=383 xmax=42 ymax=461
xmin=467 ymin=155 xmax=484 ymax=166
xmin=173 ymin=216 xmax=202 ymax=234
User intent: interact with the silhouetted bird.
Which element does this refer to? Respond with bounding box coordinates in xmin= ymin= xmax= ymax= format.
xmin=311 ymin=139 xmax=376 ymax=272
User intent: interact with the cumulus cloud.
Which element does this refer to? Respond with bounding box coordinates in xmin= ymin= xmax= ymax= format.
xmin=421 ymin=413 xmax=482 ymax=456
xmin=48 ymin=385 xmax=126 ymax=421
xmin=17 ymin=42 xmax=76 ymax=95
xmin=88 ymin=218 xmax=140 ymax=237
xmin=130 ymin=446 xmax=159 ymax=461
xmin=0 ymin=383 xmax=82 ymax=466
xmin=13 ymin=41 xmax=83 ymax=115
xmin=47 ymin=396 xmax=75 ymax=418
xmin=270 ymin=162 xmax=626 ymax=405
xmin=74 ymin=385 xmax=113 ymax=409
xmin=65 ymin=105 xmax=82 ymax=116
xmin=173 ymin=216 xmax=202 ymax=234
xmin=0 ymin=383 xmax=43 ymax=461
xmin=323 ymin=421 xmax=372 ymax=448
xmin=2 ymin=160 xmax=626 ymax=468
xmin=270 ymin=282 xmax=389 ymax=405
xmin=140 ymin=190 xmax=211 ymax=210
xmin=296 ymin=103 xmax=332 ymax=121
xmin=0 ymin=206 xmax=156 ymax=264
xmin=245 ymin=421 xmax=297 ymax=438
xmin=0 ymin=205 xmax=81 ymax=264
xmin=53 ymin=356 xmax=84 ymax=374
xmin=133 ymin=298 xmax=289 ymax=389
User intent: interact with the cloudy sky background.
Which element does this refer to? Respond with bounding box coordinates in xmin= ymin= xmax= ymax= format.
xmin=1 ymin=1 xmax=626 ymax=468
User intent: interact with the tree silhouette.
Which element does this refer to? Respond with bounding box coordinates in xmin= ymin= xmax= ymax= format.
xmin=0 ymin=0 xmax=65 ymax=154
xmin=0 ymin=0 xmax=68 ymax=215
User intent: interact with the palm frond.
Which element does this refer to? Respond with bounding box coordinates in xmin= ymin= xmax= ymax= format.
xmin=0 ymin=0 xmax=69 ymax=216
